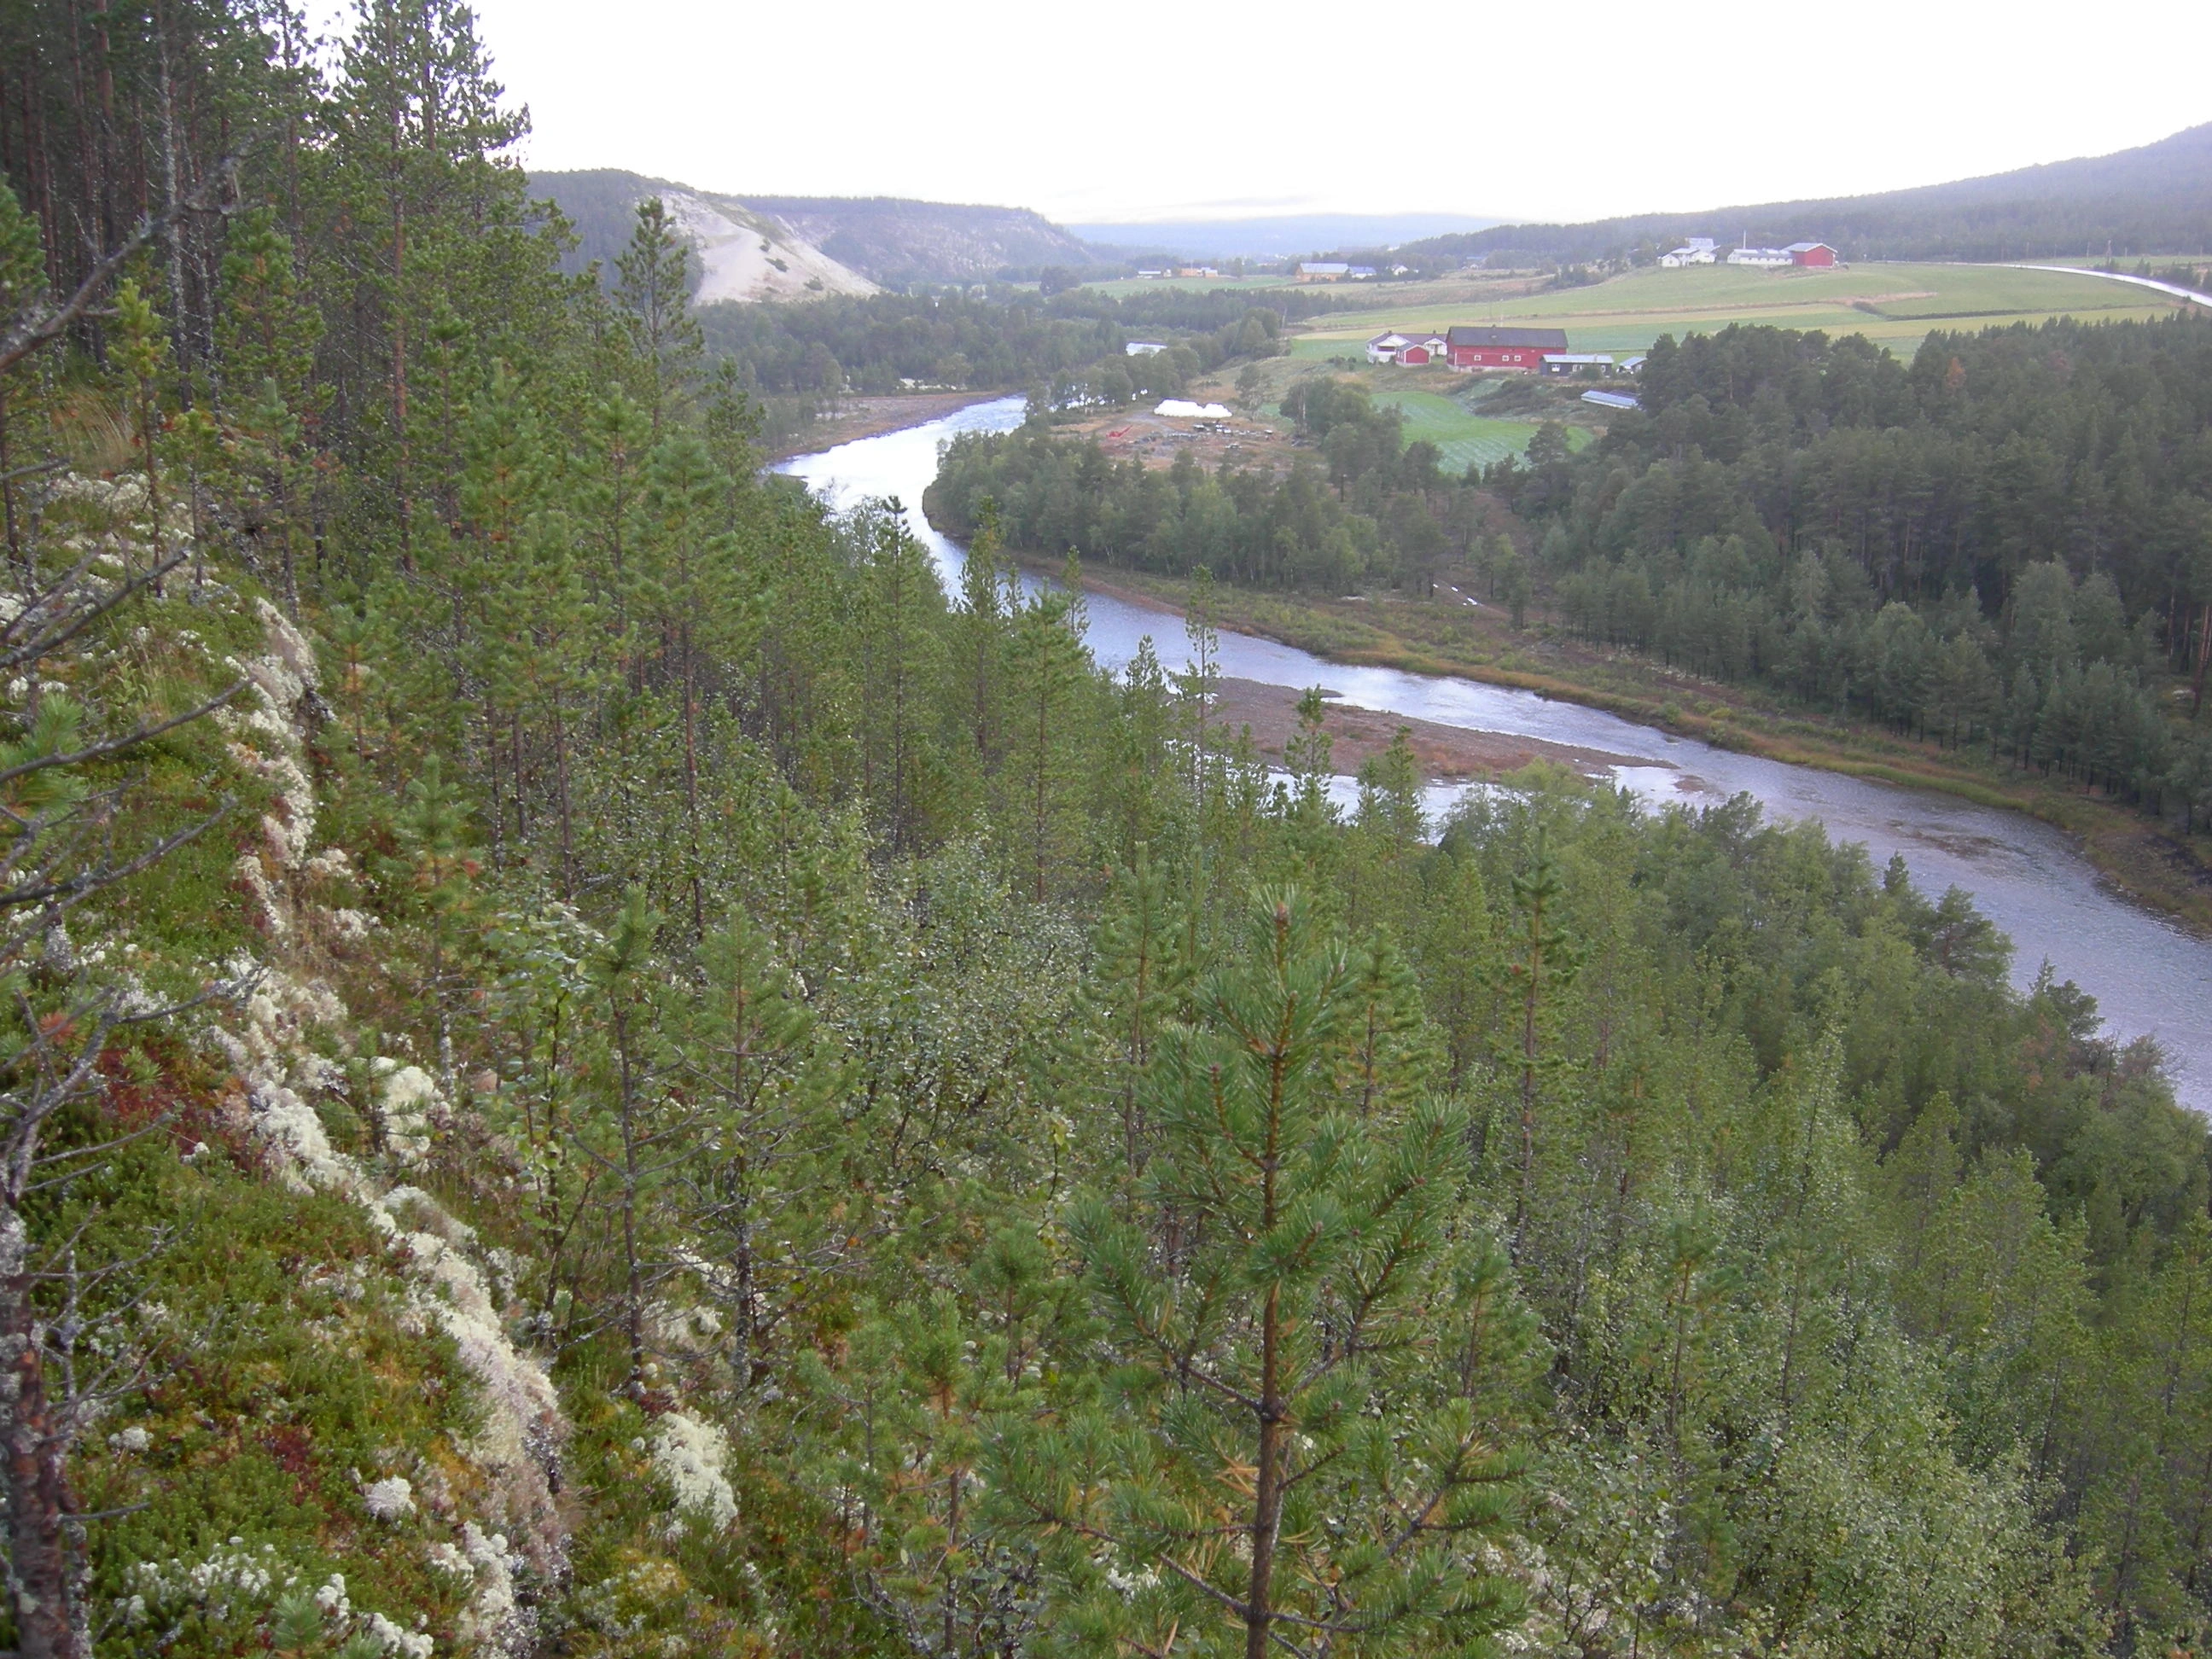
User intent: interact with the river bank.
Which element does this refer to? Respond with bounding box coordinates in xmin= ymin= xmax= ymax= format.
xmin=1059 ymin=562 xmax=2212 ymax=936
xmin=781 ymin=393 xmax=2212 ymax=1107
xmin=761 ymin=391 xmax=1003 ymax=463
xmin=1208 ymin=676 xmax=1647 ymax=782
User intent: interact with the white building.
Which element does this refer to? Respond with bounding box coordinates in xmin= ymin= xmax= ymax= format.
xmin=1126 ymin=341 xmax=1168 ymax=356
xmin=1726 ymin=246 xmax=1795 ymax=267
xmin=1365 ymin=329 xmax=1447 ymax=365
xmin=1660 ymin=236 xmax=1717 ymax=267
xmin=1155 ymin=399 xmax=1231 ymax=419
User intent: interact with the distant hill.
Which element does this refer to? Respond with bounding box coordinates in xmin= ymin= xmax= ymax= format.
xmin=533 ymin=170 xmax=879 ymax=303
xmin=739 ymin=195 xmax=1095 ymax=287
xmin=533 ymin=172 xmax=1097 ymax=295
xmin=1406 ymin=125 xmax=2212 ymax=265
xmin=1070 ymin=212 xmax=1503 ymax=260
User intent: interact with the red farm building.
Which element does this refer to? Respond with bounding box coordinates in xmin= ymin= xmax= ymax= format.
xmin=1446 ymin=325 xmax=1571 ymax=371
xmin=1786 ymin=242 xmax=1838 ymax=267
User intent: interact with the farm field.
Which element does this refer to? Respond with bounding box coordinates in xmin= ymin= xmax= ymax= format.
xmin=1285 ymin=261 xmax=2181 ymax=358
xmin=1363 ymin=386 xmax=1594 ymax=469
xmin=1080 ymin=273 xmax=1298 ymax=297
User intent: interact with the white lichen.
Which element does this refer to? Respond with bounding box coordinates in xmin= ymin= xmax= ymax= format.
xmin=373 ymin=1061 xmax=444 ymax=1164
xmin=363 ymin=1476 xmax=416 ymax=1521
xmin=650 ymin=1411 xmax=738 ymax=1534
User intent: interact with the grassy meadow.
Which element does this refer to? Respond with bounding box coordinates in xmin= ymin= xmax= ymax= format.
xmin=1081 ymin=273 xmax=1299 ymax=298
xmin=1284 ymin=261 xmax=2181 ymax=357
xmin=1363 ymin=385 xmax=1596 ymax=469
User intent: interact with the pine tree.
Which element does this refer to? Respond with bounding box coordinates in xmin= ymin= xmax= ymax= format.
xmin=1002 ymin=568 xmax=1091 ymax=902
xmin=393 ymin=752 xmax=474 ymax=1090
xmin=614 ymin=196 xmax=703 ymax=439
xmin=1087 ymin=845 xmax=1192 ymax=1182
xmin=853 ymin=504 xmax=948 ymax=854
xmin=1033 ymin=889 xmax=1527 ymax=1659
xmin=1503 ymin=826 xmax=1578 ymax=1261
xmin=678 ymin=910 xmax=842 ymax=1391
xmin=573 ymin=887 xmax=693 ymax=1396
xmin=111 ymin=280 xmax=172 ymax=585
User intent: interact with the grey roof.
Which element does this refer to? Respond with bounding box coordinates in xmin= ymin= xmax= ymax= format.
xmin=1447 ymin=326 xmax=1570 ymax=350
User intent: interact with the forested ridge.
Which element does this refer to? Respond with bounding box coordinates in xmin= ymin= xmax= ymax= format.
xmin=1400 ymin=122 xmax=2212 ymax=265
xmin=3 ymin=5 xmax=2212 ymax=1659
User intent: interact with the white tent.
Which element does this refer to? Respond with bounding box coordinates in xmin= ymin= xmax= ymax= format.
xmin=1155 ymin=399 xmax=1231 ymax=419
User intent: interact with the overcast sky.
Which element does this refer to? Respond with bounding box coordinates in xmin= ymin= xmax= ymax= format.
xmin=429 ymin=0 xmax=2208 ymax=225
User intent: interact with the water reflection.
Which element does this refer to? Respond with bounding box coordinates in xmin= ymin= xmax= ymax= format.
xmin=778 ymin=397 xmax=2212 ymax=1109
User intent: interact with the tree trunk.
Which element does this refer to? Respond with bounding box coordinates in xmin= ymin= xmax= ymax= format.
xmin=614 ymin=1006 xmax=645 ymax=1398
xmin=1 ymin=1220 xmax=84 ymax=1659
xmin=1245 ymin=1278 xmax=1282 ymax=1659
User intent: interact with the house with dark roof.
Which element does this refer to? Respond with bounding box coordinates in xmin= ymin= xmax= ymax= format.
xmin=1445 ymin=326 xmax=1571 ymax=371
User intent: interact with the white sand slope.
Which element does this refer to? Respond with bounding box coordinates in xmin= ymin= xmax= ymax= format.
xmin=655 ymin=189 xmax=878 ymax=305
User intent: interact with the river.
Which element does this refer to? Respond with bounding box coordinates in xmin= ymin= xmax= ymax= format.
xmin=778 ymin=395 xmax=2212 ymax=1111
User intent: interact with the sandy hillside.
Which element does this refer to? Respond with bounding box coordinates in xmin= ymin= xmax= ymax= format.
xmin=657 ymin=189 xmax=879 ymax=304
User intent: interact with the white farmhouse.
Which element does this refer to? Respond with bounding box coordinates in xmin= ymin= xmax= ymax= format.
xmin=1365 ymin=329 xmax=1448 ymax=365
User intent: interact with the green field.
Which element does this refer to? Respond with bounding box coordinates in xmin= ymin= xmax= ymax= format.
xmin=1288 ymin=261 xmax=2183 ymax=358
xmin=1364 ymin=387 xmax=1595 ymax=469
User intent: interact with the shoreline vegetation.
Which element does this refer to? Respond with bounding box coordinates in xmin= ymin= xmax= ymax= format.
xmin=759 ymin=389 xmax=1002 ymax=462
xmin=1043 ymin=559 xmax=2212 ymax=933
xmin=919 ymin=321 xmax=2212 ymax=946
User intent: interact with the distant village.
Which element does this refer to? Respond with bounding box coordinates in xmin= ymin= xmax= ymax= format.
xmin=1656 ymin=236 xmax=1839 ymax=268
xmin=1123 ymin=237 xmax=1843 ymax=285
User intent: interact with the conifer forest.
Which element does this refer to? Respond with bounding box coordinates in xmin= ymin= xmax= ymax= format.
xmin=1 ymin=3 xmax=2211 ymax=1656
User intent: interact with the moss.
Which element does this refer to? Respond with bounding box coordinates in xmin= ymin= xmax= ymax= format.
xmin=53 ymin=1099 xmax=486 ymax=1651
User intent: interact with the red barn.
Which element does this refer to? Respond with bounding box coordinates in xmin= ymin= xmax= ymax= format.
xmin=1787 ymin=242 xmax=1838 ymax=267
xmin=1445 ymin=325 xmax=1571 ymax=371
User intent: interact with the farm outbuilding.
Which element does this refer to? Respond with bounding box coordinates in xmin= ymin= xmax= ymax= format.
xmin=1445 ymin=326 xmax=1570 ymax=371
xmin=1541 ymin=352 xmax=1620 ymax=376
xmin=1727 ymin=242 xmax=1841 ymax=268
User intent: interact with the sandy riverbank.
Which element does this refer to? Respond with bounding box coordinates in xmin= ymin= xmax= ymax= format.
xmin=1208 ymin=676 xmax=1650 ymax=783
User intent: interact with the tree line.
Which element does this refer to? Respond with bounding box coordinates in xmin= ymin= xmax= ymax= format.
xmin=1490 ymin=319 xmax=2212 ymax=829
xmin=928 ymin=378 xmax=1512 ymax=596
xmin=694 ymin=283 xmax=1307 ymax=399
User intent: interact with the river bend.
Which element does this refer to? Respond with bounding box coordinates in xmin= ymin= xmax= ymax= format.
xmin=778 ymin=396 xmax=2212 ymax=1111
